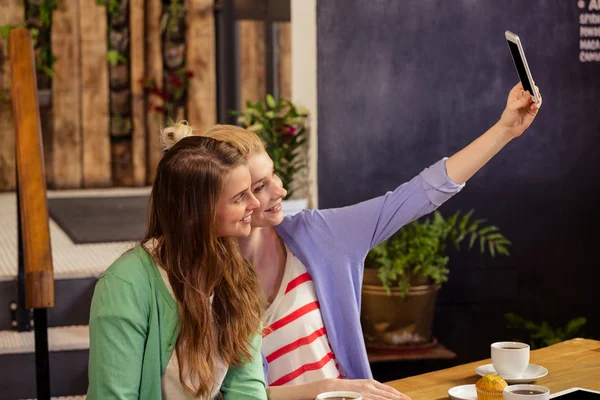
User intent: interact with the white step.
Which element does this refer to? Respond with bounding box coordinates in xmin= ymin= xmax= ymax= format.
xmin=0 ymin=189 xmax=148 ymax=282
xmin=0 ymin=325 xmax=89 ymax=355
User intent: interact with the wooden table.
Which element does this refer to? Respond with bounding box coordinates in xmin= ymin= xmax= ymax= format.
xmin=387 ymin=338 xmax=600 ymax=399
xmin=368 ymin=342 xmax=457 ymax=363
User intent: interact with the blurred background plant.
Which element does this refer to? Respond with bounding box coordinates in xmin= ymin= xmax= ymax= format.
xmin=505 ymin=313 xmax=588 ymax=349
xmin=234 ymin=94 xmax=309 ymax=199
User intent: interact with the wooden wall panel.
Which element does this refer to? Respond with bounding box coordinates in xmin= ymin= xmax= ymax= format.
xmin=51 ymin=0 xmax=82 ymax=188
xmin=239 ymin=20 xmax=266 ymax=108
xmin=0 ymin=0 xmax=24 ymax=191
xmin=130 ymin=0 xmax=146 ymax=186
xmin=277 ymin=22 xmax=292 ymax=100
xmin=80 ymin=0 xmax=111 ymax=187
xmin=145 ymin=0 xmax=162 ymax=184
xmin=185 ymin=0 xmax=216 ymax=134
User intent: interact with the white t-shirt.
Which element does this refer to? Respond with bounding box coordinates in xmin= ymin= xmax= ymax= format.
xmin=261 ymin=246 xmax=341 ymax=386
xmin=157 ymin=266 xmax=228 ymax=399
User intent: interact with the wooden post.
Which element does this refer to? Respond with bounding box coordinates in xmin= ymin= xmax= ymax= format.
xmin=146 ymin=0 xmax=163 ymax=183
xmin=239 ymin=20 xmax=266 ymax=108
xmin=277 ymin=22 xmax=292 ymax=100
xmin=185 ymin=0 xmax=217 ymax=133
xmin=9 ymin=27 xmax=54 ymax=310
xmin=130 ymin=0 xmax=146 ymax=186
xmin=52 ymin=0 xmax=83 ymax=188
xmin=0 ymin=0 xmax=24 ymax=191
xmin=80 ymin=0 xmax=111 ymax=187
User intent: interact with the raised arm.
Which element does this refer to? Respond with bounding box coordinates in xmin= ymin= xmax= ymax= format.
xmin=446 ymin=82 xmax=542 ymax=184
xmin=289 ymin=83 xmax=542 ymax=259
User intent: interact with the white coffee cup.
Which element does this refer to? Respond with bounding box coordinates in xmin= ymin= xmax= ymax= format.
xmin=491 ymin=341 xmax=530 ymax=377
xmin=504 ymin=384 xmax=550 ymax=400
xmin=316 ymin=391 xmax=362 ymax=400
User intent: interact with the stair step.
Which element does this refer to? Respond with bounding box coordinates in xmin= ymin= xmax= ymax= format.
xmin=0 ymin=326 xmax=89 ymax=399
xmin=0 ymin=325 xmax=89 ymax=355
xmin=0 ymin=191 xmax=143 ymax=283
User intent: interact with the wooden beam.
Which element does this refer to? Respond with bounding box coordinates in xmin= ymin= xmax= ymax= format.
xmin=277 ymin=22 xmax=291 ymax=100
xmin=9 ymin=28 xmax=54 ymax=308
xmin=80 ymin=0 xmax=111 ymax=187
xmin=51 ymin=0 xmax=83 ymax=188
xmin=185 ymin=0 xmax=217 ymax=133
xmin=0 ymin=0 xmax=24 ymax=191
xmin=145 ymin=0 xmax=163 ymax=184
xmin=130 ymin=0 xmax=146 ymax=186
xmin=239 ymin=20 xmax=266 ymax=108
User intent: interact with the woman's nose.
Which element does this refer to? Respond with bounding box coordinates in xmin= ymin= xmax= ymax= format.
xmin=247 ymin=192 xmax=260 ymax=210
xmin=278 ymin=186 xmax=288 ymax=199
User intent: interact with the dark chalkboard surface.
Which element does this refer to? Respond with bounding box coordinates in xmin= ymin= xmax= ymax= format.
xmin=317 ymin=0 xmax=600 ymax=369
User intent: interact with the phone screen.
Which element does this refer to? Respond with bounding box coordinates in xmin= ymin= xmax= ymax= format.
xmin=552 ymin=390 xmax=600 ymax=399
xmin=507 ymin=40 xmax=535 ymax=96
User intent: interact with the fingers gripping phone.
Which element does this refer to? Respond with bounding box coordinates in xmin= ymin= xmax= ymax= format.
xmin=505 ymin=30 xmax=541 ymax=104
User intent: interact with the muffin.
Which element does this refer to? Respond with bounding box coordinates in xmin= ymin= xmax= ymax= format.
xmin=476 ymin=374 xmax=508 ymax=400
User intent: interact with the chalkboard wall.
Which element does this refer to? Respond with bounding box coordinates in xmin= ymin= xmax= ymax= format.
xmin=317 ymin=0 xmax=600 ymax=370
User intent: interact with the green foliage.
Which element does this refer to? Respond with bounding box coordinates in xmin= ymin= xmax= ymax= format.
xmin=233 ymin=95 xmax=309 ymax=199
xmin=505 ymin=313 xmax=588 ymax=349
xmin=2 ymin=0 xmax=56 ymax=77
xmin=31 ymin=0 xmax=56 ymax=76
xmin=367 ymin=210 xmax=511 ymax=295
xmin=96 ymin=0 xmax=122 ymax=19
xmin=39 ymin=0 xmax=57 ymax=27
xmin=0 ymin=25 xmax=15 ymax=39
xmin=97 ymin=0 xmax=128 ymax=67
xmin=161 ymin=0 xmax=185 ymax=44
xmin=107 ymin=49 xmax=127 ymax=66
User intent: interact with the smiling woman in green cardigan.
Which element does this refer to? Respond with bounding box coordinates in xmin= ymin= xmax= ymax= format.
xmin=87 ymin=133 xmax=267 ymax=399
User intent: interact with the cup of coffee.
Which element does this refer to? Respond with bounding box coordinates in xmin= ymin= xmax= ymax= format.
xmin=504 ymin=384 xmax=550 ymax=400
xmin=315 ymin=391 xmax=362 ymax=400
xmin=491 ymin=341 xmax=530 ymax=377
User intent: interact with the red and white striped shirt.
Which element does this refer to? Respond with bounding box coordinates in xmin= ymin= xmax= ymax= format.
xmin=262 ymin=246 xmax=341 ymax=386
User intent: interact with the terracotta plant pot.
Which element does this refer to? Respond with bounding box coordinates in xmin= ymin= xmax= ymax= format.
xmin=361 ymin=268 xmax=439 ymax=347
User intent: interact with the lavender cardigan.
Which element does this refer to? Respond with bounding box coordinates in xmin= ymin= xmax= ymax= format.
xmin=271 ymin=158 xmax=464 ymax=380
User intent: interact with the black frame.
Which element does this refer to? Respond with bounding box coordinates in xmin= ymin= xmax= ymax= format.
xmin=214 ymin=0 xmax=291 ymax=124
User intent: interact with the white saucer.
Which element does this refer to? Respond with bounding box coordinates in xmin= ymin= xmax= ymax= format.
xmin=475 ymin=363 xmax=548 ymax=383
xmin=448 ymin=384 xmax=477 ymax=400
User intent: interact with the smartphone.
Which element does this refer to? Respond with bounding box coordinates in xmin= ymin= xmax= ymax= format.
xmin=505 ymin=30 xmax=540 ymax=104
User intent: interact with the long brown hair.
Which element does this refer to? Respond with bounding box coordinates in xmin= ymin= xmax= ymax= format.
xmin=143 ymin=135 xmax=263 ymax=397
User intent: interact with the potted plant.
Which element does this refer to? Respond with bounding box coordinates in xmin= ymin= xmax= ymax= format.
xmin=361 ymin=210 xmax=511 ymax=349
xmin=234 ymin=94 xmax=309 ymax=215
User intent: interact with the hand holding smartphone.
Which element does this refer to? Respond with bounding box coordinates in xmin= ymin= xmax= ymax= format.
xmin=505 ymin=30 xmax=540 ymax=104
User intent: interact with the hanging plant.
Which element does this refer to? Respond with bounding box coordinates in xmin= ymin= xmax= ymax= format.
xmin=0 ymin=0 xmax=57 ymax=77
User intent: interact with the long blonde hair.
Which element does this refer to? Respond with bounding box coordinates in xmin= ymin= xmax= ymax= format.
xmin=160 ymin=120 xmax=266 ymax=159
xmin=146 ymin=132 xmax=263 ymax=397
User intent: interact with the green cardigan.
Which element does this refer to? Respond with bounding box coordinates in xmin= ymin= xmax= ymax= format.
xmin=87 ymin=246 xmax=267 ymax=399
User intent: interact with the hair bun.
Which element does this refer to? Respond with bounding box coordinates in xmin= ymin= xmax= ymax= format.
xmin=159 ymin=120 xmax=195 ymax=152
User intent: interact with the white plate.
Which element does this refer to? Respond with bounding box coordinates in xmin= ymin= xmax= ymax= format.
xmin=475 ymin=363 xmax=548 ymax=384
xmin=448 ymin=384 xmax=477 ymax=400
